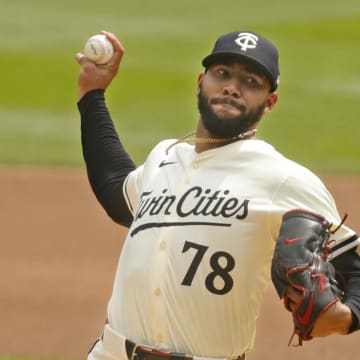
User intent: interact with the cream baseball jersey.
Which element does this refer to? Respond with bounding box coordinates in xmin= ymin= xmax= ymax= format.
xmin=107 ymin=139 xmax=357 ymax=357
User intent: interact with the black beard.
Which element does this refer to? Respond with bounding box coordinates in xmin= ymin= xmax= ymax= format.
xmin=197 ymin=88 xmax=266 ymax=138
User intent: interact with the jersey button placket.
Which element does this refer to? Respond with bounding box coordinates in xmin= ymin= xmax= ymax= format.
xmin=151 ymin=233 xmax=168 ymax=341
xmin=153 ymin=238 xmax=167 ymax=296
xmin=184 ymin=157 xmax=200 ymax=184
xmin=154 ymin=288 xmax=162 ymax=296
xmin=191 ymin=161 xmax=199 ymax=169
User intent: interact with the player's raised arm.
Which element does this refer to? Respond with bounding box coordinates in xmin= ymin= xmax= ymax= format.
xmin=75 ymin=32 xmax=136 ymax=227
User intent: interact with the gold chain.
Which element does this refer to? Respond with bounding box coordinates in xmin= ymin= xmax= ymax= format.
xmin=165 ymin=128 xmax=257 ymax=154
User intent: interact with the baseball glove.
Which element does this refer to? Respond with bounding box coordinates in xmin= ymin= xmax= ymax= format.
xmin=271 ymin=209 xmax=344 ymax=345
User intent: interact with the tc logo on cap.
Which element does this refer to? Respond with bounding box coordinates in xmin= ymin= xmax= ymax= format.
xmin=234 ymin=32 xmax=259 ymax=51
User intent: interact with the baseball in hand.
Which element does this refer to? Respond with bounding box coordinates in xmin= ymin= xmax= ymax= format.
xmin=84 ymin=34 xmax=114 ymax=64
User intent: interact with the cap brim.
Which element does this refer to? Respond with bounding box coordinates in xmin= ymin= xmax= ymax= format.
xmin=202 ymin=52 xmax=277 ymax=91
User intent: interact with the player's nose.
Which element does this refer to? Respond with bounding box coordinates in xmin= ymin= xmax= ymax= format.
xmin=222 ymin=80 xmax=242 ymax=98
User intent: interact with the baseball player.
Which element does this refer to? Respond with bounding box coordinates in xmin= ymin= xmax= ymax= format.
xmin=75 ymin=30 xmax=360 ymax=360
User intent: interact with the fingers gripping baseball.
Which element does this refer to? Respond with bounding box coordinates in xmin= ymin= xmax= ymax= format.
xmin=75 ymin=31 xmax=125 ymax=100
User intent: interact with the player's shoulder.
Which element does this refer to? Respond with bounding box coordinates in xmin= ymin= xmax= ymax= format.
xmin=140 ymin=138 xmax=186 ymax=169
xmin=241 ymin=140 xmax=309 ymax=168
xmin=254 ymin=140 xmax=315 ymax=172
xmin=150 ymin=139 xmax=178 ymax=153
xmin=280 ymin=153 xmax=321 ymax=182
xmin=238 ymin=139 xmax=285 ymax=161
xmin=145 ymin=139 xmax=178 ymax=161
xmin=250 ymin=140 xmax=324 ymax=185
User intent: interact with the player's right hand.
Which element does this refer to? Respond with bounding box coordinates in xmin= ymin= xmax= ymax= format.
xmin=75 ymin=31 xmax=125 ymax=101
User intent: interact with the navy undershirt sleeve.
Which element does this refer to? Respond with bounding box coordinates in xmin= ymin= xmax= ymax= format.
xmin=77 ymin=89 xmax=136 ymax=227
xmin=331 ymin=246 xmax=360 ymax=332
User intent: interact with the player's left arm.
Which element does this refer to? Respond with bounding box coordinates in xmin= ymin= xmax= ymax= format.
xmin=329 ymin=247 xmax=360 ymax=333
xmin=286 ymin=246 xmax=360 ymax=337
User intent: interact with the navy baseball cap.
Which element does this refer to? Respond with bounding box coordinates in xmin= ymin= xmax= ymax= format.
xmin=202 ymin=31 xmax=280 ymax=92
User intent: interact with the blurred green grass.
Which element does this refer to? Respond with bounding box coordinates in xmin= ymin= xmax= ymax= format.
xmin=1 ymin=0 xmax=360 ymax=172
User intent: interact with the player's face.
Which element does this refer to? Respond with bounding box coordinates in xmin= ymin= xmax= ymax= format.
xmin=197 ymin=60 xmax=277 ymax=138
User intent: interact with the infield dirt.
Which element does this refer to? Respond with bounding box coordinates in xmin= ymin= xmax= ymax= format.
xmin=0 ymin=166 xmax=359 ymax=360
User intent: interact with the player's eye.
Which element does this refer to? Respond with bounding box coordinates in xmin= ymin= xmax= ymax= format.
xmin=213 ymin=68 xmax=231 ymax=80
xmin=241 ymin=76 xmax=262 ymax=89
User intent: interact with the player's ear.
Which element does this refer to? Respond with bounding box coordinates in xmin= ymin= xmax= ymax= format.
xmin=197 ymin=72 xmax=205 ymax=95
xmin=263 ymin=92 xmax=278 ymax=114
xmin=198 ymin=72 xmax=205 ymax=83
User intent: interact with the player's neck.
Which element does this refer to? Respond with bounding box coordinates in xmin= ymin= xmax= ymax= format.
xmin=195 ymin=122 xmax=257 ymax=153
xmin=164 ymin=123 xmax=257 ymax=155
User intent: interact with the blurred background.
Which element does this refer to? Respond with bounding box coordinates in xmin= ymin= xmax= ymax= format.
xmin=1 ymin=0 xmax=360 ymax=169
xmin=0 ymin=1 xmax=359 ymax=359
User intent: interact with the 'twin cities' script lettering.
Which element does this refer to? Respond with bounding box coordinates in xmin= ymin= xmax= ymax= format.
xmin=134 ymin=186 xmax=249 ymax=221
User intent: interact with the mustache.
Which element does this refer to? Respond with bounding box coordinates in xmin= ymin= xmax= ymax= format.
xmin=209 ymin=96 xmax=246 ymax=112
